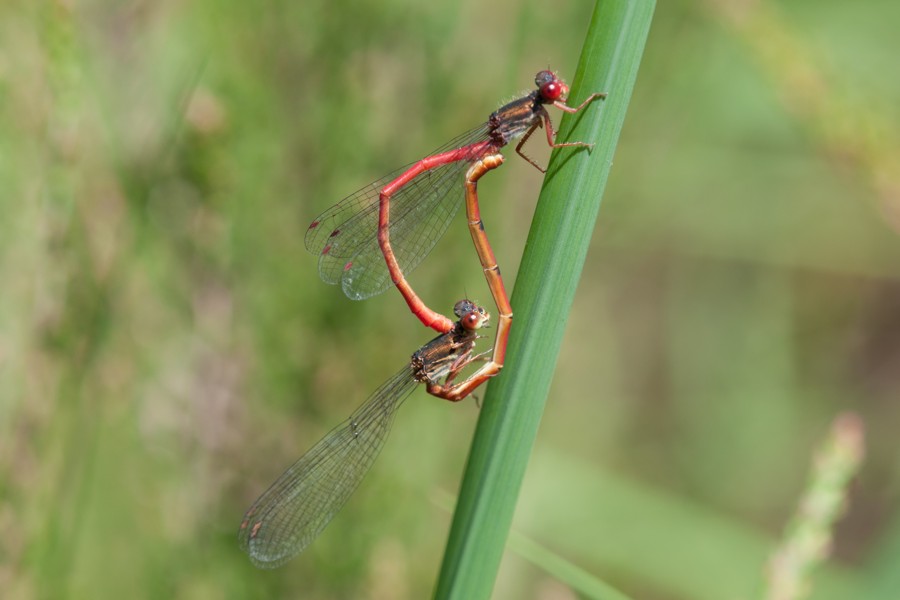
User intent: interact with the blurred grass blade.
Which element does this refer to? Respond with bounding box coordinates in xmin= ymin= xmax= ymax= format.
xmin=433 ymin=1 xmax=657 ymax=598
xmin=518 ymin=451 xmax=864 ymax=600
xmin=509 ymin=531 xmax=634 ymax=600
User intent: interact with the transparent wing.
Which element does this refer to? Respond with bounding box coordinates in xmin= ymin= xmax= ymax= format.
xmin=305 ymin=125 xmax=492 ymax=300
xmin=238 ymin=365 xmax=418 ymax=568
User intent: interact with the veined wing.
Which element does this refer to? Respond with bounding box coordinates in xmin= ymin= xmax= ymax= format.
xmin=305 ymin=124 xmax=492 ymax=300
xmin=238 ymin=365 xmax=418 ymax=568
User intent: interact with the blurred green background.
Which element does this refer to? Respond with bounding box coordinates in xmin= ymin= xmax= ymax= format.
xmin=2 ymin=0 xmax=899 ymax=598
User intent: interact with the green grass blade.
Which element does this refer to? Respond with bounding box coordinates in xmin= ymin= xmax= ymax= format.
xmin=433 ymin=1 xmax=657 ymax=598
xmin=509 ymin=531 xmax=635 ymax=600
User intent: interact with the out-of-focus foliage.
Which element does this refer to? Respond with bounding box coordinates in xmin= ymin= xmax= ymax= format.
xmin=0 ymin=0 xmax=897 ymax=598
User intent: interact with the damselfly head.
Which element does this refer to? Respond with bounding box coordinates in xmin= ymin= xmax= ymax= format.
xmin=535 ymin=70 xmax=568 ymax=103
xmin=453 ymin=299 xmax=490 ymax=331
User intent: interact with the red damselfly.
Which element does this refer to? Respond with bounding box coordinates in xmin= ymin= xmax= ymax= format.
xmin=306 ymin=70 xmax=605 ymax=333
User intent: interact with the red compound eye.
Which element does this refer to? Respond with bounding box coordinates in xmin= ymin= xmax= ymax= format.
xmin=459 ymin=308 xmax=488 ymax=330
xmin=541 ymin=80 xmax=563 ymax=101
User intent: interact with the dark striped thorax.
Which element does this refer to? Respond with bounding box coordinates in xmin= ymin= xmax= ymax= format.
xmin=487 ymin=91 xmax=544 ymax=148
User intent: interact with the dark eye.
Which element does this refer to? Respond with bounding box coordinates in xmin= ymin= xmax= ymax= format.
xmin=453 ymin=299 xmax=474 ymax=318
